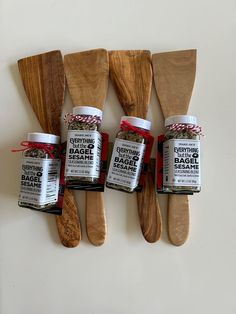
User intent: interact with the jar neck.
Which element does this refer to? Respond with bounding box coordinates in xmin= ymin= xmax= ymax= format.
xmin=165 ymin=122 xmax=201 ymax=134
xmin=120 ymin=120 xmax=150 ymax=139
xmin=22 ymin=141 xmax=57 ymax=158
xmin=165 ymin=123 xmax=200 ymax=140
xmin=65 ymin=113 xmax=102 ymax=125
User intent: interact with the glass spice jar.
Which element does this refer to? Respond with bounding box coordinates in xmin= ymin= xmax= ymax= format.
xmin=163 ymin=115 xmax=201 ymax=193
xmin=64 ymin=106 xmax=102 ymax=185
xmin=18 ymin=133 xmax=61 ymax=210
xmin=106 ymin=116 xmax=151 ymax=193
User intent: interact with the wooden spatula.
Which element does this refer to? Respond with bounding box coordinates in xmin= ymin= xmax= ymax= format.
xmin=18 ymin=50 xmax=81 ymax=248
xmin=109 ymin=50 xmax=162 ymax=243
xmin=152 ymin=49 xmax=196 ymax=246
xmin=64 ymin=49 xmax=109 ymax=246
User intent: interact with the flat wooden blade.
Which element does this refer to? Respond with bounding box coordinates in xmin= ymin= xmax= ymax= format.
xmin=152 ymin=49 xmax=196 ymax=118
xmin=18 ymin=50 xmax=65 ymax=136
xmin=64 ymin=48 xmax=108 ymax=108
xmin=109 ymin=50 xmax=162 ymax=243
xmin=109 ymin=50 xmax=152 ymax=119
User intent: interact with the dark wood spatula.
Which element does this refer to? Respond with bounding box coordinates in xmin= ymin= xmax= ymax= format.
xmin=18 ymin=50 xmax=81 ymax=247
xmin=109 ymin=50 xmax=162 ymax=243
xmin=152 ymin=49 xmax=196 ymax=246
xmin=64 ymin=48 xmax=109 ymax=246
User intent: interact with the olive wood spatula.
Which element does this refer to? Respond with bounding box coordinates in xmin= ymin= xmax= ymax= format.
xmin=64 ymin=48 xmax=109 ymax=246
xmin=18 ymin=50 xmax=81 ymax=248
xmin=152 ymin=49 xmax=197 ymax=246
xmin=109 ymin=50 xmax=162 ymax=243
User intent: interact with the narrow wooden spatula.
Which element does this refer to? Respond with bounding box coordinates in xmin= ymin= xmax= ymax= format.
xmin=64 ymin=48 xmax=109 ymax=246
xmin=152 ymin=49 xmax=196 ymax=246
xmin=109 ymin=50 xmax=162 ymax=243
xmin=18 ymin=50 xmax=81 ymax=247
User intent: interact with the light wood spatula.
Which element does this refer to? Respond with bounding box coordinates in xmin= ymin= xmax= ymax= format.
xmin=18 ymin=50 xmax=81 ymax=248
xmin=152 ymin=49 xmax=196 ymax=246
xmin=109 ymin=50 xmax=162 ymax=243
xmin=64 ymin=48 xmax=109 ymax=246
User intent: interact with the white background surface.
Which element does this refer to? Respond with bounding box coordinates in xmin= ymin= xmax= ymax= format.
xmin=0 ymin=0 xmax=236 ymax=313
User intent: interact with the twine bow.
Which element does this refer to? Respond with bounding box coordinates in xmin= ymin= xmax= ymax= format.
xmin=120 ymin=120 xmax=152 ymax=140
xmin=11 ymin=141 xmax=56 ymax=159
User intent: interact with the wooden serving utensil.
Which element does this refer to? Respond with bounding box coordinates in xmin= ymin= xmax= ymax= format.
xmin=64 ymin=48 xmax=109 ymax=246
xmin=18 ymin=50 xmax=81 ymax=248
xmin=152 ymin=49 xmax=197 ymax=246
xmin=109 ymin=50 xmax=162 ymax=243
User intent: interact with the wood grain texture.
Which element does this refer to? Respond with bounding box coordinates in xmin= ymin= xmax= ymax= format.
xmin=56 ymin=189 xmax=82 ymax=247
xmin=168 ymin=195 xmax=189 ymax=246
xmin=86 ymin=191 xmax=106 ymax=246
xmin=152 ymin=50 xmax=196 ymax=118
xmin=137 ymin=170 xmax=162 ymax=243
xmin=109 ymin=50 xmax=162 ymax=243
xmin=64 ymin=49 xmax=109 ymax=108
xmin=18 ymin=51 xmax=64 ymax=135
xmin=64 ymin=49 xmax=109 ymax=246
xmin=109 ymin=50 xmax=152 ymax=118
xmin=18 ymin=50 xmax=81 ymax=248
xmin=152 ymin=49 xmax=196 ymax=246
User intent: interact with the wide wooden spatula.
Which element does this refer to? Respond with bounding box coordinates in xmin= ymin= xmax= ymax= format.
xmin=152 ymin=49 xmax=196 ymax=246
xmin=109 ymin=50 xmax=162 ymax=243
xmin=64 ymin=49 xmax=109 ymax=246
xmin=18 ymin=50 xmax=81 ymax=247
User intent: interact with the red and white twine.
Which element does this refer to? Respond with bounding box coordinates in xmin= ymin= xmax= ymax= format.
xmin=64 ymin=113 xmax=102 ymax=124
xmin=166 ymin=123 xmax=203 ymax=136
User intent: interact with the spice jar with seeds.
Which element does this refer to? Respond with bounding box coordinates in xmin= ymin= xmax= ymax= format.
xmin=17 ymin=133 xmax=61 ymax=210
xmin=163 ymin=115 xmax=202 ymax=193
xmin=106 ymin=116 xmax=151 ymax=193
xmin=64 ymin=106 xmax=102 ymax=186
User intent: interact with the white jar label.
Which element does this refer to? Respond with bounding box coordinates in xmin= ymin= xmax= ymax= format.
xmin=19 ymin=157 xmax=61 ymax=205
xmin=107 ymin=139 xmax=146 ymax=189
xmin=65 ymin=130 xmax=101 ymax=178
xmin=163 ymin=139 xmax=201 ymax=187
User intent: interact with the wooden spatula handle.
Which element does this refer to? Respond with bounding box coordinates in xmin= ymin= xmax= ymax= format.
xmin=86 ymin=191 xmax=106 ymax=246
xmin=168 ymin=195 xmax=189 ymax=246
xmin=137 ymin=172 xmax=162 ymax=243
xmin=55 ymin=188 xmax=81 ymax=247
